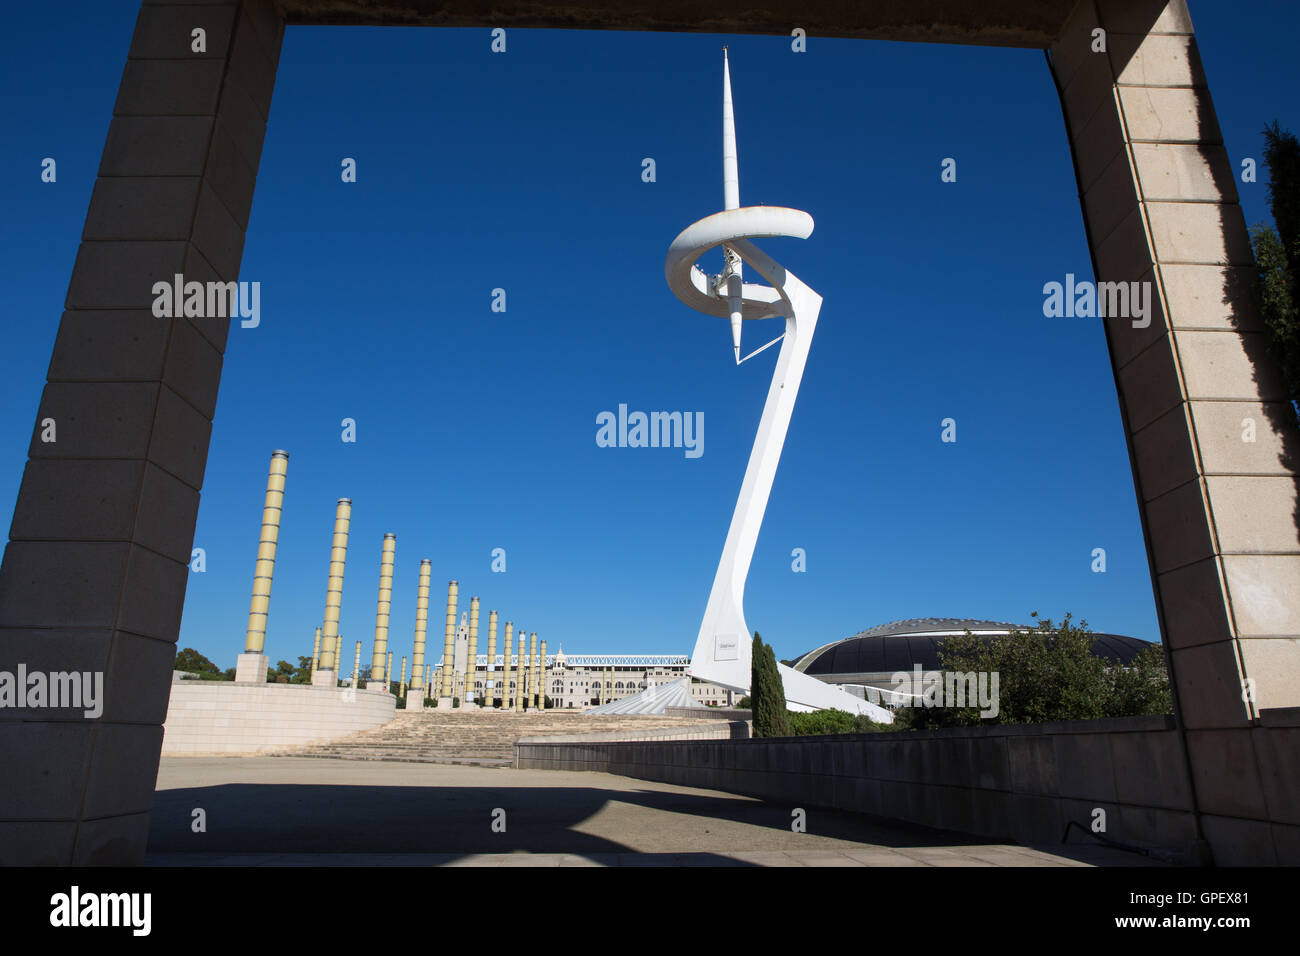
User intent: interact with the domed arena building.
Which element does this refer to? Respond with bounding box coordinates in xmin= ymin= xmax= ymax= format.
xmin=787 ymin=617 xmax=1156 ymax=706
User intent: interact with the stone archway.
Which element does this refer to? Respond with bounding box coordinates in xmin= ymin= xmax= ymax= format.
xmin=1 ymin=0 xmax=1296 ymax=864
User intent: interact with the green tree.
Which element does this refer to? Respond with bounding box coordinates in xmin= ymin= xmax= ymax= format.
xmin=1250 ymin=121 xmax=1300 ymax=421
xmin=174 ymin=647 xmax=221 ymax=674
xmin=785 ymin=709 xmax=897 ymax=735
xmin=267 ymin=659 xmax=296 ymax=683
xmin=289 ymin=656 xmax=314 ymax=684
xmin=893 ymin=613 xmax=1171 ymax=730
xmin=749 ymin=633 xmax=790 ymax=738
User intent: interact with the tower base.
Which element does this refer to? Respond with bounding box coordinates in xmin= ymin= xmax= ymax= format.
xmin=234 ymin=653 xmax=267 ymax=684
xmin=311 ymin=668 xmax=337 ymax=688
xmin=436 ymin=697 xmax=454 ymax=710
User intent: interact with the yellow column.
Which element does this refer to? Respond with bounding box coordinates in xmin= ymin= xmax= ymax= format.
xmin=408 ymin=560 xmax=431 ymax=703
xmin=385 ymin=651 xmax=392 ymax=689
xmin=236 ymin=450 xmax=289 ymax=682
xmin=465 ymin=598 xmax=480 ymax=705
xmin=352 ymin=640 xmax=362 ymax=688
xmin=399 ymin=656 xmax=407 ymax=700
xmin=311 ymin=626 xmax=321 ymax=674
xmin=539 ymin=639 xmax=547 ymax=709
xmin=515 ymin=633 xmax=527 ymax=711
xmin=485 ymin=611 xmax=498 ymax=707
xmin=438 ymin=581 xmax=459 ymax=703
xmin=502 ymin=622 xmax=514 ymax=710
xmin=242 ymin=450 xmax=288 ymax=655
xmin=369 ymin=534 xmax=396 ymax=688
xmin=527 ymin=632 xmax=538 ymax=710
xmin=313 ymin=497 xmax=352 ymax=686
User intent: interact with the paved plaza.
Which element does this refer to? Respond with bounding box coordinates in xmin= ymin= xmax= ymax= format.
xmin=146 ymin=757 xmax=1161 ymax=867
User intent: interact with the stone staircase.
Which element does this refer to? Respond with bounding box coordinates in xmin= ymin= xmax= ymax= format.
xmin=268 ymin=709 xmax=718 ymax=767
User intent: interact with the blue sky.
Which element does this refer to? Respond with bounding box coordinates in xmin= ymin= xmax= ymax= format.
xmin=1 ymin=2 xmax=1295 ymax=671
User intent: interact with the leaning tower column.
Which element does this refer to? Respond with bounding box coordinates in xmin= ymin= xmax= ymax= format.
xmin=484 ymin=611 xmax=499 ymax=707
xmin=236 ymin=450 xmax=289 ymax=682
xmin=366 ymin=534 xmax=396 ymax=689
xmin=437 ymin=581 xmax=459 ymax=708
xmin=502 ymin=622 xmax=514 ymax=710
xmin=527 ymin=632 xmax=539 ymax=709
xmin=407 ymin=559 xmax=431 ymax=707
xmin=539 ymin=639 xmax=548 ymax=710
xmin=312 ymin=498 xmax=352 ymax=687
xmin=515 ymin=633 xmax=527 ymax=711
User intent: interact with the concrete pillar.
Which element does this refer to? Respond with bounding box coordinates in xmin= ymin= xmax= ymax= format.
xmin=464 ymin=597 xmax=480 ymax=706
xmin=1051 ymin=0 xmax=1300 ymax=726
xmin=366 ymin=533 xmax=395 ymax=689
xmin=399 ymin=655 xmax=407 ymax=701
xmin=1050 ymin=0 xmax=1300 ymax=859
xmin=407 ymin=559 xmax=431 ymax=705
xmin=385 ymin=651 xmax=392 ymax=691
xmin=515 ymin=633 xmax=527 ymax=711
xmin=236 ymin=449 xmax=288 ymax=682
xmin=528 ymin=632 xmax=538 ymax=710
xmin=352 ymin=640 xmax=362 ymax=689
xmin=485 ymin=610 xmax=498 ymax=707
xmin=539 ymin=639 xmax=547 ymax=709
xmin=0 ymin=0 xmax=287 ymax=863
xmin=437 ymin=580 xmax=458 ymax=707
xmin=502 ymin=622 xmax=514 ymax=710
xmin=311 ymin=626 xmax=321 ymax=675
xmin=312 ymin=498 xmax=351 ymax=687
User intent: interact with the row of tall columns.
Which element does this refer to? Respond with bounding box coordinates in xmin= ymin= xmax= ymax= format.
xmin=234 ymin=453 xmax=552 ymax=705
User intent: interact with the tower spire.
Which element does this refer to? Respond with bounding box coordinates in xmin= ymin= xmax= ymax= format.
xmin=722 ymin=48 xmax=743 ymax=362
xmin=722 ymin=47 xmax=739 ymax=212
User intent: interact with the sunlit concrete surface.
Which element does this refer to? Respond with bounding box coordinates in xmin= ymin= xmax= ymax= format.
xmin=145 ymin=757 xmax=1165 ymax=866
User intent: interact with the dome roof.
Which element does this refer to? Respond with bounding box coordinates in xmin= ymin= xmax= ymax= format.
xmin=791 ymin=617 xmax=1154 ymax=677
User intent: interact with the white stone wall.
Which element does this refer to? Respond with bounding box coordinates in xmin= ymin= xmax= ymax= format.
xmin=162 ymin=681 xmax=395 ymax=755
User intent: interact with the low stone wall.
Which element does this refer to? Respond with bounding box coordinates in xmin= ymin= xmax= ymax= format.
xmin=516 ymin=720 xmax=748 ymax=749
xmin=665 ymin=706 xmax=752 ymax=721
xmin=515 ymin=713 xmax=1300 ymax=865
xmin=162 ymin=681 xmax=395 ymax=755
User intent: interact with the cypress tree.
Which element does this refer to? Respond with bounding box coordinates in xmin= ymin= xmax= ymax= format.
xmin=1251 ymin=122 xmax=1300 ymax=420
xmin=750 ymin=632 xmax=791 ymax=738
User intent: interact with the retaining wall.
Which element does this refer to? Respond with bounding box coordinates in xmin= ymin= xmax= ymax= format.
xmin=162 ymin=680 xmax=395 ymax=755
xmin=515 ymin=711 xmax=1300 ymax=864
